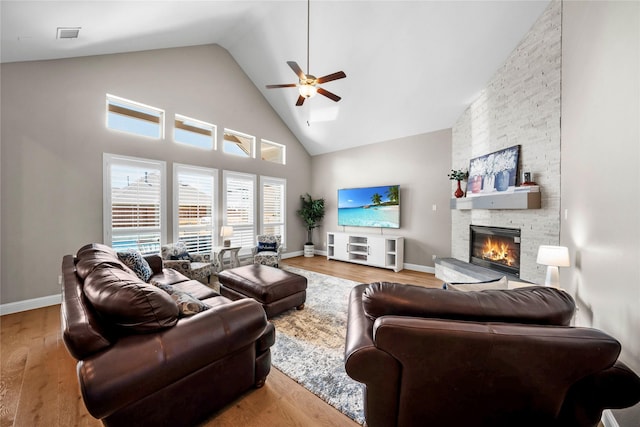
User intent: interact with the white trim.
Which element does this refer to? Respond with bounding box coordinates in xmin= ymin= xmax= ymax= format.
xmin=282 ymin=251 xmax=303 ymax=259
xmin=0 ymin=294 xmax=62 ymax=316
xmin=602 ymin=410 xmax=619 ymax=427
xmin=404 ymin=262 xmax=435 ymax=274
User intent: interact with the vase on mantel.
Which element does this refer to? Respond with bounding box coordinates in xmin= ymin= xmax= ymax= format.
xmin=454 ymin=180 xmax=464 ymax=198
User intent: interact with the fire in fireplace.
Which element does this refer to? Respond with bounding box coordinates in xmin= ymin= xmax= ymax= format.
xmin=469 ymin=225 xmax=521 ymax=277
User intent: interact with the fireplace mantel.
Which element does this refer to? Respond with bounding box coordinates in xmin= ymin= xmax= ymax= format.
xmin=450 ymin=192 xmax=541 ymax=210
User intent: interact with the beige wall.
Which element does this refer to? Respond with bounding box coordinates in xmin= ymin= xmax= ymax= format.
xmin=0 ymin=44 xmax=312 ymax=304
xmin=311 ymin=129 xmax=452 ymax=269
xmin=561 ymin=1 xmax=639 ymax=424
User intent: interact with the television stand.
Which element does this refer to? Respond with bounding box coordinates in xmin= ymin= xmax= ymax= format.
xmin=326 ymin=231 xmax=404 ymax=272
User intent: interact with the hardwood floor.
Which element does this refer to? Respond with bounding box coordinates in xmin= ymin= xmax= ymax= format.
xmin=0 ymin=256 xmax=439 ymax=427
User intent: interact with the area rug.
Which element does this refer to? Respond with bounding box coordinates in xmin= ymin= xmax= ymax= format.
xmin=270 ymin=266 xmax=365 ymax=425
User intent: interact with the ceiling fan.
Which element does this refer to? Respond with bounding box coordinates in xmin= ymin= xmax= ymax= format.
xmin=266 ymin=0 xmax=346 ymax=106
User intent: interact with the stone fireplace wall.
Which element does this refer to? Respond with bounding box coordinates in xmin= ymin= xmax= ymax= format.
xmin=451 ymin=0 xmax=561 ymax=284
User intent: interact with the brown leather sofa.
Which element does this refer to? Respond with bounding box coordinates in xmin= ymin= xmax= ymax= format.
xmin=61 ymin=243 xmax=275 ymax=427
xmin=345 ymin=282 xmax=640 ymax=427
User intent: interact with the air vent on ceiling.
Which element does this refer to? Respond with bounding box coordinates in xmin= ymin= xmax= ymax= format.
xmin=56 ymin=27 xmax=81 ymax=39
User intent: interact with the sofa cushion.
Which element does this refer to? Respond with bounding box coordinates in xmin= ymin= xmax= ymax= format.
xmin=75 ymin=243 xmax=136 ymax=279
xmin=362 ymin=281 xmax=576 ymax=326
xmin=153 ymin=282 xmax=211 ymax=317
xmin=117 ymin=250 xmax=153 ymax=282
xmin=84 ymin=267 xmax=178 ymax=332
xmin=149 ymin=268 xmax=191 ymax=287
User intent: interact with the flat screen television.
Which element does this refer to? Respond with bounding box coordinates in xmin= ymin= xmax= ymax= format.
xmin=338 ymin=185 xmax=400 ymax=228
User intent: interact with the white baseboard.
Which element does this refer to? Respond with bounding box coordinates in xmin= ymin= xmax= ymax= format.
xmin=0 ymin=293 xmax=62 ymax=316
xmin=601 ymin=410 xmax=619 ymax=427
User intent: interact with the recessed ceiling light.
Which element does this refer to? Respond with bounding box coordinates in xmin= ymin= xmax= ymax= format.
xmin=56 ymin=27 xmax=81 ymax=39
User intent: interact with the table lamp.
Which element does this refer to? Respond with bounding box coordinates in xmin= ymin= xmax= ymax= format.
xmin=536 ymin=245 xmax=570 ymax=287
xmin=220 ymin=226 xmax=234 ymax=247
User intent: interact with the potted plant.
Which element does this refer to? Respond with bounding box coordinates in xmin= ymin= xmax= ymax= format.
xmin=297 ymin=193 xmax=325 ymax=257
xmin=448 ymin=169 xmax=468 ymax=198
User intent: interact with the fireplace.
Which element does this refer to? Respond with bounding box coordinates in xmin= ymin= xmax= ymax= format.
xmin=469 ymin=225 xmax=521 ymax=277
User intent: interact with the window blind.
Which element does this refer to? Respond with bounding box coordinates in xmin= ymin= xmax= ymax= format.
xmin=175 ymin=165 xmax=216 ymax=253
xmin=224 ymin=172 xmax=256 ymax=249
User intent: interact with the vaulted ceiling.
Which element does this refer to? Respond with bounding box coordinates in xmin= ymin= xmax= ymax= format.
xmin=1 ymin=1 xmax=550 ymax=155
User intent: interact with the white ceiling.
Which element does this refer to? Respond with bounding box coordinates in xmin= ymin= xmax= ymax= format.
xmin=1 ymin=1 xmax=550 ymax=155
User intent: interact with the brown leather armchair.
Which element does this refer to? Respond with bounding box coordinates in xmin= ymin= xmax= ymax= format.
xmin=345 ymin=282 xmax=640 ymax=427
xmin=61 ymin=243 xmax=275 ymax=427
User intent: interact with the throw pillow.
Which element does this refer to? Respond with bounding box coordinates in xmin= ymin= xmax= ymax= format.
xmin=117 ymin=249 xmax=153 ymax=282
xmin=442 ymin=276 xmax=508 ymax=292
xmin=152 ymin=282 xmax=210 ymax=317
xmin=257 ymin=242 xmax=277 ymax=253
xmin=170 ymin=251 xmax=192 ymax=261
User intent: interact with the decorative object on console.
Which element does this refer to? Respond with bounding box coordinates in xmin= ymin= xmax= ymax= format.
xmin=468 ymin=145 xmax=520 ymax=196
xmin=337 ymin=185 xmax=400 ymax=228
xmin=220 ymin=226 xmax=234 ymax=247
xmin=297 ymin=193 xmax=325 ymax=257
xmin=448 ymin=169 xmax=468 ymax=198
xmin=537 ymin=245 xmax=570 ymax=287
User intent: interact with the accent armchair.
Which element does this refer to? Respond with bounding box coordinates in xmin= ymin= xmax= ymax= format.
xmin=252 ymin=234 xmax=282 ymax=268
xmin=161 ymin=241 xmax=214 ymax=283
xmin=345 ymin=282 xmax=640 ymax=427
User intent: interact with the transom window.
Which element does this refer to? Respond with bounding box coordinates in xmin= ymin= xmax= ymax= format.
xmin=223 ymin=129 xmax=255 ymax=158
xmin=174 ymin=114 xmax=216 ymax=150
xmin=106 ymin=94 xmax=164 ymax=139
xmin=261 ymin=139 xmax=286 ymax=165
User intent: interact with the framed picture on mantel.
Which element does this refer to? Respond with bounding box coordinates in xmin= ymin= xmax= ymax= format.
xmin=467 ymin=145 xmax=519 ymax=197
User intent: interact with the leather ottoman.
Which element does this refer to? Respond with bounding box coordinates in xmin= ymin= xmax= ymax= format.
xmin=218 ymin=264 xmax=307 ymax=318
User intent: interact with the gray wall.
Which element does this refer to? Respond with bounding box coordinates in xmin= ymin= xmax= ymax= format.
xmin=451 ymin=0 xmax=561 ymax=285
xmin=561 ymin=1 xmax=639 ymax=424
xmin=311 ymin=129 xmax=452 ymax=269
xmin=0 ymin=44 xmax=312 ymax=304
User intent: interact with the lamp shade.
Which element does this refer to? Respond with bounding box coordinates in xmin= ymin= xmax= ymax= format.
xmin=220 ymin=226 xmax=234 ymax=238
xmin=536 ymin=245 xmax=570 ymax=267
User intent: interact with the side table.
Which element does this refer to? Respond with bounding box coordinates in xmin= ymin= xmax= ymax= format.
xmin=212 ymin=246 xmax=241 ymax=273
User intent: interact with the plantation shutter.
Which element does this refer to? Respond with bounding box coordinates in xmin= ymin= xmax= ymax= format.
xmin=175 ymin=165 xmax=216 ymax=253
xmin=261 ymin=177 xmax=286 ymax=243
xmin=104 ymin=154 xmax=165 ymax=254
xmin=223 ymin=171 xmax=256 ymax=250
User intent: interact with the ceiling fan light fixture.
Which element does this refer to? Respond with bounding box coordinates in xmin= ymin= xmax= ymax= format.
xmin=299 ymin=83 xmax=317 ymax=98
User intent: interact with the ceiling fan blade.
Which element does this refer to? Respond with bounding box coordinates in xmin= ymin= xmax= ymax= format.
xmin=317 ymin=71 xmax=346 ymax=84
xmin=287 ymin=61 xmax=307 ymax=81
xmin=266 ymin=83 xmax=297 ymax=89
xmin=296 ymin=95 xmax=306 ymax=106
xmin=317 ymin=87 xmax=341 ymax=102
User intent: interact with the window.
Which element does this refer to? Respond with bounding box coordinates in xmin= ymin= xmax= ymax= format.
xmin=103 ymin=154 xmax=166 ymax=254
xmin=261 ymin=139 xmax=286 ymax=164
xmin=260 ymin=176 xmax=286 ymax=245
xmin=223 ymin=171 xmax=256 ymax=250
xmin=223 ymin=129 xmax=255 ymax=158
xmin=174 ymin=114 xmax=216 ymax=150
xmin=106 ymin=94 xmax=164 ymax=139
xmin=174 ymin=164 xmax=217 ymax=253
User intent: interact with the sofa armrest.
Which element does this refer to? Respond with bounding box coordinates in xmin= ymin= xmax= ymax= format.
xmin=190 ymin=253 xmax=211 ymax=263
xmin=162 ymin=259 xmax=192 ymax=276
xmin=344 ymin=284 xmax=401 ymax=427
xmin=78 ymin=298 xmax=269 ymax=419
